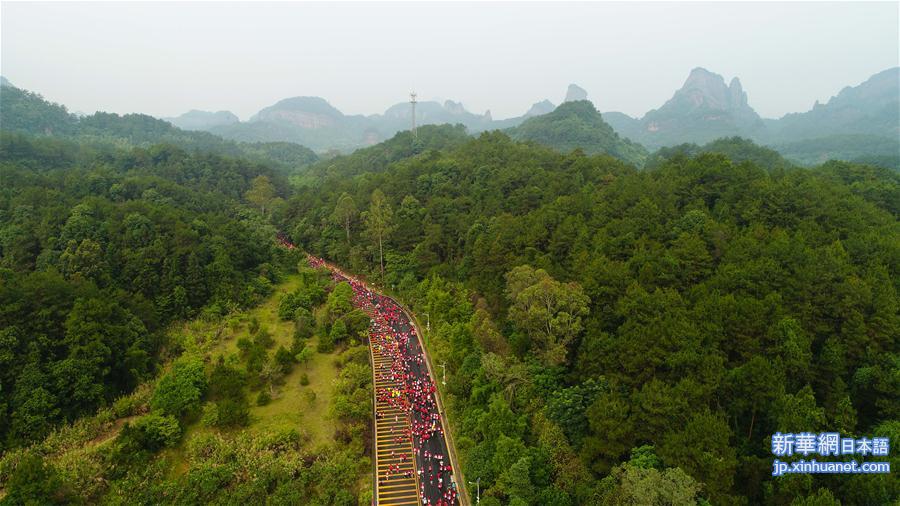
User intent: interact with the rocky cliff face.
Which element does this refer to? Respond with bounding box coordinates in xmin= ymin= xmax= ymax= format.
xmin=564 ymin=83 xmax=588 ymax=102
xmin=628 ymin=68 xmax=764 ymax=148
xmin=660 ymin=68 xmax=757 ymax=115
xmin=729 ymin=78 xmax=749 ymax=109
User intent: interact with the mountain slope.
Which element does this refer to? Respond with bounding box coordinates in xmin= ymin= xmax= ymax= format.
xmin=205 ymin=96 xmax=494 ymax=153
xmin=506 ymin=100 xmax=648 ymax=165
xmin=0 ymin=83 xmax=318 ymax=169
xmin=763 ymin=68 xmax=900 ymax=166
xmin=0 ymin=85 xmax=79 ymax=135
xmin=615 ymin=68 xmax=765 ymax=149
xmin=604 ymin=66 xmax=899 ymax=166
xmin=767 ymin=67 xmax=899 ymax=142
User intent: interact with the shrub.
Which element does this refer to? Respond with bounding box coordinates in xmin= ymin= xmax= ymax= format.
xmin=236 ymin=336 xmax=252 ymax=355
xmin=133 ymin=414 xmax=182 ymax=450
xmin=274 ymin=346 xmax=295 ymax=375
xmin=278 ymin=291 xmax=310 ymax=321
xmin=319 ymin=319 xmax=349 ymax=354
xmin=204 ymin=361 xmax=250 ymax=428
xmin=293 ymin=307 xmax=315 ymax=344
xmin=254 ymin=327 xmax=274 ymax=349
xmin=112 ymin=394 xmax=141 ymax=418
xmin=256 ymin=391 xmax=271 ymax=406
xmin=110 ymin=414 xmax=182 ymax=472
xmin=201 ymin=403 xmax=219 ymax=427
xmin=201 ymin=302 xmax=226 ymax=322
xmin=299 ymin=373 xmax=309 ymax=386
xmin=2 ymin=452 xmax=65 ymax=505
xmin=295 ymin=346 xmax=315 ymax=369
xmin=245 ymin=344 xmax=267 ymax=374
xmin=214 ymin=399 xmax=250 ymax=428
xmin=317 ymin=332 xmax=335 ymax=353
xmin=150 ymin=356 xmax=207 ymax=418
xmin=248 ymin=317 xmax=260 ymax=335
xmin=208 ymin=360 xmax=246 ymax=401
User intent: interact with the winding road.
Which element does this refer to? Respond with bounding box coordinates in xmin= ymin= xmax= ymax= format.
xmin=308 ymin=255 xmax=462 ymax=506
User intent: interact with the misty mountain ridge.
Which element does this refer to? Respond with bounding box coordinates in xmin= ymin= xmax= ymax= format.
xmin=166 ymin=109 xmax=239 ymax=131
xmin=767 ymin=66 xmax=900 ymax=143
xmin=5 ymin=67 xmax=895 ymax=168
xmin=602 ymin=66 xmax=898 ymax=166
xmin=603 ymin=67 xmax=765 ymax=148
xmin=165 ymin=83 xmax=594 ymax=152
xmin=175 ymin=95 xmax=496 ymax=153
xmin=164 ymin=67 xmax=896 ymax=166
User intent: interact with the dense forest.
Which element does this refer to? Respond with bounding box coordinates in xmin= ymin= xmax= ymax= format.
xmin=284 ymin=125 xmax=899 ymax=505
xmin=1 ymin=84 xmax=898 ymax=504
xmin=0 ymin=129 xmax=379 ymax=504
xmin=0 ymin=132 xmax=293 ymax=450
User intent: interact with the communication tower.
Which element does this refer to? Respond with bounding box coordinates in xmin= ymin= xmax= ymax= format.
xmin=410 ymin=91 xmax=418 ymax=138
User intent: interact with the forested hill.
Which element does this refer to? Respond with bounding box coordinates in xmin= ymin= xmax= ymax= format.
xmin=284 ymin=131 xmax=899 ymax=505
xmin=0 ymin=132 xmax=295 ymax=450
xmin=0 ymin=84 xmax=319 ymax=169
xmin=644 ymin=137 xmax=795 ymax=172
xmin=505 ymin=100 xmax=648 ymax=165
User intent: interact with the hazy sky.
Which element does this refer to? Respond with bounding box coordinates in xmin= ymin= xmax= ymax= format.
xmin=2 ymin=2 xmax=898 ymax=121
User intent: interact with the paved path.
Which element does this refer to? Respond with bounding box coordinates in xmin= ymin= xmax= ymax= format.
xmin=309 ymin=256 xmax=460 ymax=506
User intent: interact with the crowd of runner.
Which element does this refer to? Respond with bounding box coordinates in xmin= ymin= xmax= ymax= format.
xmin=307 ymin=255 xmax=460 ymax=506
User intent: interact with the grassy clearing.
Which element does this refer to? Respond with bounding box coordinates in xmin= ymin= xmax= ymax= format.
xmin=209 ymin=274 xmax=340 ymax=448
xmin=167 ymin=273 xmax=344 ymax=456
xmin=265 ymin=330 xmax=338 ymax=449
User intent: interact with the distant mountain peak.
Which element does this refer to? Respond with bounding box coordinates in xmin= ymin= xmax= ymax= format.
xmin=260 ymin=96 xmax=343 ymax=117
xmin=443 ymin=100 xmax=467 ymax=115
xmin=565 ymin=84 xmax=588 ymax=102
xmin=250 ymin=96 xmax=344 ymax=129
xmin=166 ymin=109 xmax=239 ymax=131
xmin=607 ymin=67 xmax=765 ymax=149
xmin=773 ymin=66 xmax=899 ymax=144
xmin=728 ymin=77 xmax=748 ymax=108
xmin=525 ymin=99 xmax=556 ymax=117
xmin=685 ymin=66 xmax=716 ymax=79
xmin=0 ymin=76 xmax=13 ymax=88
xmin=675 ymin=67 xmax=748 ymax=111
